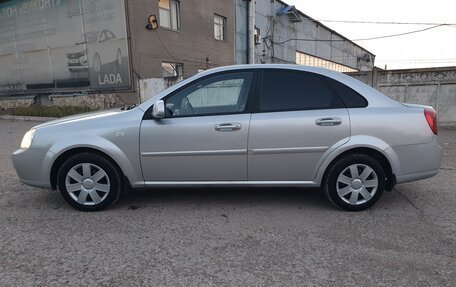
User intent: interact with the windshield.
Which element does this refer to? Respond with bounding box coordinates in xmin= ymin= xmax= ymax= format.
xmin=80 ymin=31 xmax=99 ymax=44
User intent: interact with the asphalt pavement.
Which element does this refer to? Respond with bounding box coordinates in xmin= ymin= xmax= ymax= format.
xmin=0 ymin=119 xmax=455 ymax=286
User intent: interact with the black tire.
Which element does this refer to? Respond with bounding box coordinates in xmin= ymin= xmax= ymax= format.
xmin=93 ymin=53 xmax=101 ymax=73
xmin=57 ymin=152 xmax=123 ymax=211
xmin=116 ymin=48 xmax=122 ymax=67
xmin=323 ymin=154 xmax=385 ymax=211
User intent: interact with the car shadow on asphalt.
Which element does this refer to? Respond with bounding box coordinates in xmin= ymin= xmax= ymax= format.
xmin=114 ymin=187 xmax=333 ymax=211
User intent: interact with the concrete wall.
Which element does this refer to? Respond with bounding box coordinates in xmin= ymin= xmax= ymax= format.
xmin=0 ymin=92 xmax=137 ymax=111
xmin=236 ymin=0 xmax=374 ymax=71
xmin=49 ymin=93 xmax=131 ymax=109
xmin=0 ymin=96 xmax=34 ymax=110
xmin=349 ymin=67 xmax=456 ymax=126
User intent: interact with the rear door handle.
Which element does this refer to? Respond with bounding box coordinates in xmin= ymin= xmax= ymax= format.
xmin=315 ymin=117 xmax=342 ymax=126
xmin=214 ymin=122 xmax=242 ymax=131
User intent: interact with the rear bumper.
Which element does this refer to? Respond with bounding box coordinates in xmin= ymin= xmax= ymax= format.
xmin=389 ymin=137 xmax=443 ymax=184
xmin=396 ymin=169 xmax=440 ymax=184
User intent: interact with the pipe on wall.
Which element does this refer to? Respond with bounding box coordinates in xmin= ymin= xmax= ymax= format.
xmin=243 ymin=0 xmax=255 ymax=64
xmin=249 ymin=0 xmax=255 ymax=64
xmin=245 ymin=0 xmax=250 ymax=63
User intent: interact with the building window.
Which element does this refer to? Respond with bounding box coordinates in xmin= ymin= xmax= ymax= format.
xmin=296 ymin=51 xmax=358 ymax=73
xmin=214 ymin=14 xmax=226 ymax=41
xmin=159 ymin=0 xmax=180 ymax=30
xmin=162 ymin=62 xmax=183 ymax=78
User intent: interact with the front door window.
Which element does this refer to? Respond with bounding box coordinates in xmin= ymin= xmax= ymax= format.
xmin=164 ymin=72 xmax=253 ymax=117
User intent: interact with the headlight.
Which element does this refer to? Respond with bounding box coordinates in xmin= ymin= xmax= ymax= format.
xmin=20 ymin=129 xmax=36 ymax=149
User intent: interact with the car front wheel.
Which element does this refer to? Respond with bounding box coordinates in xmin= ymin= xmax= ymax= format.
xmin=324 ymin=154 xmax=385 ymax=211
xmin=57 ymin=152 xmax=123 ymax=211
xmin=93 ymin=53 xmax=101 ymax=73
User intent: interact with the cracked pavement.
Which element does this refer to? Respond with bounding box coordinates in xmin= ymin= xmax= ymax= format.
xmin=0 ymin=120 xmax=455 ymax=286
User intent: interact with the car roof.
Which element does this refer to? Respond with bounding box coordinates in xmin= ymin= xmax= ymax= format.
xmin=138 ymin=64 xmax=399 ymax=111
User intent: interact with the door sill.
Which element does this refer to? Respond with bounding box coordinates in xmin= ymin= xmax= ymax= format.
xmin=133 ymin=180 xmax=318 ymax=188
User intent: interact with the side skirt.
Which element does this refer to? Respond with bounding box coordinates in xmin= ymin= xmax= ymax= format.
xmin=132 ymin=181 xmax=319 ymax=189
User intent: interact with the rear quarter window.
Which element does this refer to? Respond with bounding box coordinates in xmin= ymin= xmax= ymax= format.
xmin=324 ymin=77 xmax=368 ymax=108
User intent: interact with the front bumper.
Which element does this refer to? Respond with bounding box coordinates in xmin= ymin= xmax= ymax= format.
xmin=12 ymin=148 xmax=53 ymax=189
xmin=68 ymin=66 xmax=89 ymax=73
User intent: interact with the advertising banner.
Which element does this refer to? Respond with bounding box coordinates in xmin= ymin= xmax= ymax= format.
xmin=0 ymin=0 xmax=131 ymax=95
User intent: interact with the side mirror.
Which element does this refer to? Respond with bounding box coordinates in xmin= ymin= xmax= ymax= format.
xmin=152 ymin=100 xmax=165 ymax=119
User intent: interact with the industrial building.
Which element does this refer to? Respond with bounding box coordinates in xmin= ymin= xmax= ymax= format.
xmin=0 ymin=0 xmax=374 ymax=109
xmin=235 ymin=0 xmax=375 ymax=73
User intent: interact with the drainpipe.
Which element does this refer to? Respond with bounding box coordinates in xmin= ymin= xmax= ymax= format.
xmin=245 ymin=0 xmax=250 ymax=64
xmin=243 ymin=0 xmax=255 ymax=64
xmin=249 ymin=0 xmax=255 ymax=64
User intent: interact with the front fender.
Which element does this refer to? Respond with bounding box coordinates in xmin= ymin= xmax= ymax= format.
xmin=45 ymin=135 xmax=143 ymax=188
xmin=313 ymin=135 xmax=400 ymax=185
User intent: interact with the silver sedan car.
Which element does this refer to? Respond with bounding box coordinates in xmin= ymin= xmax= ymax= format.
xmin=12 ymin=64 xmax=443 ymax=211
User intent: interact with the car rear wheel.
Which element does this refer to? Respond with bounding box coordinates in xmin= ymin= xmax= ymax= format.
xmin=116 ymin=48 xmax=122 ymax=67
xmin=324 ymin=154 xmax=385 ymax=211
xmin=57 ymin=152 xmax=123 ymax=211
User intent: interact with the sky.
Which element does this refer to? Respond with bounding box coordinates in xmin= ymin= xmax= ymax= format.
xmin=284 ymin=0 xmax=456 ymax=69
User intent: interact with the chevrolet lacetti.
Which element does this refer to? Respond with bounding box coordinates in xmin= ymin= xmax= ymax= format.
xmin=12 ymin=64 xmax=443 ymax=211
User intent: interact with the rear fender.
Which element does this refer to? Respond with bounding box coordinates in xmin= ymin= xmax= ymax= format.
xmin=314 ymin=135 xmax=400 ymax=185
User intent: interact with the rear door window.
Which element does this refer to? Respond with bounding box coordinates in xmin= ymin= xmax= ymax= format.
xmin=259 ymin=70 xmax=344 ymax=112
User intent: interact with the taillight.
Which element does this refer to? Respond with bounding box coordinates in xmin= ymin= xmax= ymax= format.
xmin=424 ymin=108 xmax=438 ymax=135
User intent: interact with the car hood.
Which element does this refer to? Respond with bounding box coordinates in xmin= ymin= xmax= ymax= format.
xmin=33 ymin=109 xmax=125 ymax=129
xmin=67 ymin=51 xmax=86 ymax=58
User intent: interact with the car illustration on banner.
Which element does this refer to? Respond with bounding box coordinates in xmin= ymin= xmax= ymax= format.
xmin=1 ymin=0 xmax=131 ymax=94
xmin=66 ymin=29 xmax=123 ymax=74
xmin=67 ymin=49 xmax=89 ymax=73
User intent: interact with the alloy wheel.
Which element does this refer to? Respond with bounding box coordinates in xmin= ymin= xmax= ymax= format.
xmin=65 ymin=163 xmax=110 ymax=206
xmin=336 ymin=163 xmax=378 ymax=205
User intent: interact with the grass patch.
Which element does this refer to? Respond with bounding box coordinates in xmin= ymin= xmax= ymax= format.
xmin=12 ymin=106 xmax=95 ymax=118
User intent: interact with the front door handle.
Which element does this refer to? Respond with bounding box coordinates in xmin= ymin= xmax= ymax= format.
xmin=214 ymin=122 xmax=242 ymax=131
xmin=315 ymin=117 xmax=342 ymax=126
